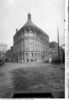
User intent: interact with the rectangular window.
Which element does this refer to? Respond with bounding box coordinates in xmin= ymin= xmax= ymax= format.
xmin=29 ymin=32 xmax=33 ymax=37
xmin=32 ymin=53 xmax=33 ymax=56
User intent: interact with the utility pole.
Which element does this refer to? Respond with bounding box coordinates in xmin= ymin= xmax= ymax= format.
xmin=57 ymin=28 xmax=60 ymax=63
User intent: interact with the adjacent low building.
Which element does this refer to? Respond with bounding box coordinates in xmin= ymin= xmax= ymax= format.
xmin=0 ymin=43 xmax=7 ymax=60
xmin=6 ymin=46 xmax=14 ymax=62
xmin=49 ymin=42 xmax=65 ymax=63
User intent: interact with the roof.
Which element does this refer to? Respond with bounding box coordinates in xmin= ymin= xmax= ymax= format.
xmin=15 ymin=13 xmax=49 ymax=38
xmin=24 ymin=19 xmax=36 ymax=27
xmin=49 ymin=42 xmax=58 ymax=48
xmin=23 ymin=13 xmax=36 ymax=27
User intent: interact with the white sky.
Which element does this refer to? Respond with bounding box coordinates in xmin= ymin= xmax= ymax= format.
xmin=0 ymin=0 xmax=65 ymax=49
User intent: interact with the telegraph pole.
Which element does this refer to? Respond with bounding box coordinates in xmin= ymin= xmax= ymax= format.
xmin=57 ymin=28 xmax=60 ymax=63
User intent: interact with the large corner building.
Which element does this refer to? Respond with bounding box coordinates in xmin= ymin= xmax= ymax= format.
xmin=13 ymin=13 xmax=49 ymax=63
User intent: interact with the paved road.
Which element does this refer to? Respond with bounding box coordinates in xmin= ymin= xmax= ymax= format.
xmin=0 ymin=63 xmax=64 ymax=98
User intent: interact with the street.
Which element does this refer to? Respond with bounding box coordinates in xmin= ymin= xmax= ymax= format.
xmin=0 ymin=62 xmax=64 ymax=98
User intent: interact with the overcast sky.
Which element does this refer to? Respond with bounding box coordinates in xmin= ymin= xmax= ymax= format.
xmin=0 ymin=0 xmax=65 ymax=49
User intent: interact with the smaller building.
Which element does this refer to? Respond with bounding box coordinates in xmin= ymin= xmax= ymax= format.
xmin=0 ymin=43 xmax=7 ymax=53
xmin=0 ymin=43 xmax=7 ymax=60
xmin=49 ymin=42 xmax=65 ymax=63
xmin=6 ymin=46 xmax=14 ymax=62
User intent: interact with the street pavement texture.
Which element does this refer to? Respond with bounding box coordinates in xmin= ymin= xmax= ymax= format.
xmin=0 ymin=62 xmax=64 ymax=98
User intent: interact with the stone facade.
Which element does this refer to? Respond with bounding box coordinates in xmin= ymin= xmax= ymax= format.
xmin=13 ymin=13 xmax=49 ymax=63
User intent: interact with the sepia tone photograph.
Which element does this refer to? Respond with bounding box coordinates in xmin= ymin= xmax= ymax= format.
xmin=0 ymin=0 xmax=65 ymax=98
